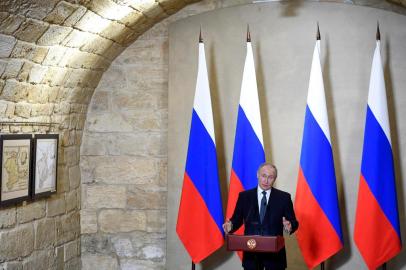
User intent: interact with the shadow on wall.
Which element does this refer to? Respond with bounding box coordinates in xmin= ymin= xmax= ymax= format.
xmin=384 ymin=38 xmax=406 ymax=270
xmin=322 ymin=31 xmax=352 ymax=270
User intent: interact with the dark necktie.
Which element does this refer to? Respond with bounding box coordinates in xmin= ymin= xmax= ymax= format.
xmin=259 ymin=191 xmax=267 ymax=223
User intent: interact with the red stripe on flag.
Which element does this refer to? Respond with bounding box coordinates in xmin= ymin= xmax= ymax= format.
xmin=354 ymin=175 xmax=401 ymax=270
xmin=176 ymin=172 xmax=224 ymax=263
xmin=226 ymin=169 xmax=245 ymax=259
xmin=295 ymin=168 xmax=342 ymax=269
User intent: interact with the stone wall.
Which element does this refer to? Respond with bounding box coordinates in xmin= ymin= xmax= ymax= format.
xmin=0 ymin=0 xmax=194 ymax=269
xmin=79 ymin=1 xmax=219 ymax=269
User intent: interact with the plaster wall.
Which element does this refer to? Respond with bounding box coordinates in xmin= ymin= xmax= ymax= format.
xmin=168 ymin=2 xmax=406 ymax=269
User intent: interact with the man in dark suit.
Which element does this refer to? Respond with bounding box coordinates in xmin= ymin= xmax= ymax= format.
xmin=223 ymin=163 xmax=299 ymax=270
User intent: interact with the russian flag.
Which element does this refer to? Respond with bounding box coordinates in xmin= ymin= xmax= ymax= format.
xmin=354 ymin=37 xmax=402 ymax=270
xmin=226 ymin=35 xmax=265 ymax=255
xmin=295 ymin=37 xmax=343 ymax=269
xmin=176 ymin=40 xmax=224 ymax=263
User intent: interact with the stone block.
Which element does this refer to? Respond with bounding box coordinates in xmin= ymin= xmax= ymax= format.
xmin=62 ymin=146 xmax=80 ymax=167
xmin=0 ymin=224 xmax=34 ymax=261
xmin=25 ymin=0 xmax=59 ymax=20
xmin=0 ymin=34 xmax=16 ymax=58
xmin=80 ymin=156 xmax=156 ymax=185
xmin=138 ymin=243 xmax=165 ymax=262
xmin=47 ymin=196 xmax=66 ymax=217
xmin=62 ymin=29 xmax=89 ymax=48
xmin=100 ymin=20 xmax=127 ymax=43
xmin=42 ymin=45 xmax=68 ymax=67
xmin=119 ymin=9 xmax=146 ymax=27
xmin=66 ymin=190 xmax=78 ymax=212
xmin=112 ymin=237 xmax=134 ymax=257
xmin=37 ymin=25 xmax=72 ymax=46
xmin=0 ymin=206 xmax=16 ymax=229
xmin=0 ymin=14 xmax=24 ymax=35
xmin=42 ymin=66 xmax=68 ymax=86
xmin=146 ymin=210 xmax=166 ymax=233
xmin=1 ymin=59 xmax=24 ymax=80
xmin=64 ymin=257 xmax=80 ymax=270
xmin=103 ymin=42 xmax=125 ymax=61
xmin=127 ymin=190 xmax=167 ymax=210
xmin=81 ymin=254 xmax=119 ymax=270
xmin=16 ymin=201 xmax=46 ymax=224
xmin=80 ymin=133 xmax=108 ymax=156
xmin=86 ymin=113 xmax=132 ymax=133
xmin=10 ymin=41 xmax=47 ymax=64
xmin=28 ymin=64 xmax=48 ymax=84
xmin=85 ymin=185 xmax=126 ymax=209
xmin=14 ymin=18 xmax=48 ymax=43
xmin=80 ymin=209 xmax=97 ymax=234
xmin=81 ymin=234 xmax=114 ymax=254
xmin=80 ymin=34 xmax=113 ymax=55
xmin=106 ymin=133 xmax=166 ymax=157
xmin=35 ymin=218 xmax=56 ymax=249
xmin=14 ymin=102 xmax=32 ymax=118
xmin=99 ymin=209 xmax=147 ymax=233
xmin=56 ymin=211 xmax=80 ymax=245
xmin=0 ymin=60 xmax=6 ymax=77
xmin=0 ymin=261 xmax=23 ymax=270
xmin=69 ymin=165 xmax=81 ymax=190
xmin=74 ymin=10 xmax=110 ymax=34
xmin=124 ymin=66 xmax=168 ymax=92
xmin=44 ymin=1 xmax=77 ymax=24
xmin=30 ymin=104 xmax=53 ymax=117
xmin=63 ymin=6 xmax=87 ymax=27
xmin=64 ymin=240 xmax=79 ymax=262
xmin=55 ymin=245 xmax=64 ymax=270
xmin=17 ymin=61 xmax=33 ymax=81
xmin=22 ymin=249 xmax=54 ymax=270
xmin=88 ymin=0 xmax=133 ymax=21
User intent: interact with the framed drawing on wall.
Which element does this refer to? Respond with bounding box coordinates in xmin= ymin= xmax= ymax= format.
xmin=0 ymin=134 xmax=32 ymax=206
xmin=32 ymin=134 xmax=59 ymax=198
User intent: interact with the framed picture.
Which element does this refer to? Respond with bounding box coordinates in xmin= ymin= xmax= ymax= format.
xmin=0 ymin=134 xmax=32 ymax=206
xmin=32 ymin=134 xmax=59 ymax=198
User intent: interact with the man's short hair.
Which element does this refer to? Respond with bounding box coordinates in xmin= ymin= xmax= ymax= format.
xmin=257 ymin=162 xmax=278 ymax=178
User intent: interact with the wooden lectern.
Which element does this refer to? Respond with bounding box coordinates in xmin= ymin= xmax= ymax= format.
xmin=226 ymin=234 xmax=285 ymax=253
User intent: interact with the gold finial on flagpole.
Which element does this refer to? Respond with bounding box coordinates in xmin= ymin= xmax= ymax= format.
xmin=316 ymin=22 xmax=321 ymax=41
xmin=376 ymin=21 xmax=381 ymax=41
xmin=247 ymin=24 xmax=251 ymax=42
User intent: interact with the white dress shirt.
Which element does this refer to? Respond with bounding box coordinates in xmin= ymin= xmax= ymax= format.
xmin=257 ymin=187 xmax=271 ymax=211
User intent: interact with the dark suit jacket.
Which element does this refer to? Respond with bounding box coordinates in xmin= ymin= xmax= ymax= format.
xmin=230 ymin=187 xmax=299 ymax=269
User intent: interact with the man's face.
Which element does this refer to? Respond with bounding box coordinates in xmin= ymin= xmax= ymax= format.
xmin=258 ymin=165 xmax=276 ymax=191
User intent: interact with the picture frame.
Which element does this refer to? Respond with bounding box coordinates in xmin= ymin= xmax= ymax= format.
xmin=31 ymin=134 xmax=59 ymax=199
xmin=0 ymin=134 xmax=32 ymax=206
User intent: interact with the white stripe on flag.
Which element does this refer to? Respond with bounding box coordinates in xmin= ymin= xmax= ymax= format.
xmin=239 ymin=42 xmax=264 ymax=146
xmin=306 ymin=40 xmax=331 ymax=143
xmin=367 ymin=41 xmax=391 ymax=145
xmin=193 ymin=42 xmax=216 ymax=145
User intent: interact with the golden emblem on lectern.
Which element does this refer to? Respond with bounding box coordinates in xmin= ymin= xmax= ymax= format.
xmin=247 ymin=239 xmax=257 ymax=250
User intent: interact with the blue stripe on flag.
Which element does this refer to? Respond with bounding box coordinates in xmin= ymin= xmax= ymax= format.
xmin=361 ymin=106 xmax=401 ymax=238
xmin=300 ymin=106 xmax=343 ymax=241
xmin=232 ymin=106 xmax=265 ymax=190
xmin=185 ymin=110 xmax=224 ymax=233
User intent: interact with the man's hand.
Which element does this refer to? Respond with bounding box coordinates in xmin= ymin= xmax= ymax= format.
xmin=282 ymin=217 xmax=292 ymax=233
xmin=222 ymin=220 xmax=233 ymax=234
